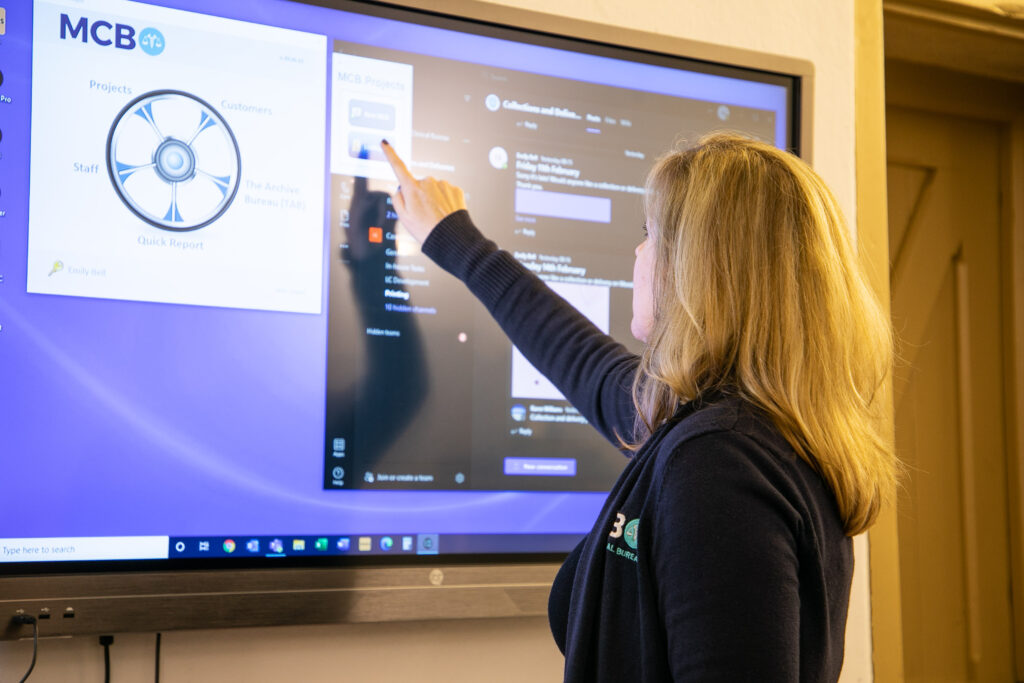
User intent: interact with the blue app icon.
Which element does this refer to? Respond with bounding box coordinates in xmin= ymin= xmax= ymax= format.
xmin=139 ymin=28 xmax=165 ymax=56
xmin=417 ymin=534 xmax=439 ymax=555
xmin=337 ymin=537 xmax=350 ymax=552
xmin=380 ymin=536 xmax=394 ymax=551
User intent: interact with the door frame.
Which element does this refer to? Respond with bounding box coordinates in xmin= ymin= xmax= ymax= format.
xmin=862 ymin=2 xmax=1024 ymax=680
xmin=855 ymin=3 xmax=903 ymax=680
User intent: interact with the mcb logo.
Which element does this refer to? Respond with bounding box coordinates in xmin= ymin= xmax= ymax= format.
xmin=59 ymin=14 xmax=165 ymax=55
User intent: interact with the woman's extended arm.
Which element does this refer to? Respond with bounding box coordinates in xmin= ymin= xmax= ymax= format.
xmin=382 ymin=141 xmax=639 ymax=447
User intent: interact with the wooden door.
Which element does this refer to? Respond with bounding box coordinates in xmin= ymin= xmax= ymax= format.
xmin=887 ymin=106 xmax=1016 ymax=682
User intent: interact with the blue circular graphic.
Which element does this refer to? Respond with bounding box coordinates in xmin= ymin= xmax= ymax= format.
xmin=139 ymin=28 xmax=165 ymax=56
xmin=623 ymin=519 xmax=639 ymax=550
xmin=107 ymin=90 xmax=241 ymax=232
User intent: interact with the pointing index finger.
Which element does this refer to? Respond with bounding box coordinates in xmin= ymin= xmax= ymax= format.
xmin=381 ymin=140 xmax=415 ymax=186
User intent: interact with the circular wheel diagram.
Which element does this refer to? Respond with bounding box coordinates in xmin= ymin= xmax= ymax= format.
xmin=106 ymin=90 xmax=241 ymax=232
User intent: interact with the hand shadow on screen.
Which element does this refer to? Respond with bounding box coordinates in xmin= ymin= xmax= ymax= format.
xmin=324 ymin=174 xmax=429 ymax=483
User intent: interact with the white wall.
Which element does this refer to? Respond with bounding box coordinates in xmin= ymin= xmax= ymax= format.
xmin=0 ymin=1 xmax=869 ymax=681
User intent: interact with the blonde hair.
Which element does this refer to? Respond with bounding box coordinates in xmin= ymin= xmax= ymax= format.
xmin=635 ymin=133 xmax=895 ymax=536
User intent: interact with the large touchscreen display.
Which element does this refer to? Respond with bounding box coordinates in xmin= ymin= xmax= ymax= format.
xmin=0 ymin=0 xmax=795 ymax=564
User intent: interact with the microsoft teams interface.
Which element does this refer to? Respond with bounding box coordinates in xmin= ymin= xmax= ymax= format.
xmin=0 ymin=0 xmax=793 ymax=563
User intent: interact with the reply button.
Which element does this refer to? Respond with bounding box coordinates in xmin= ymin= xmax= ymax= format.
xmin=504 ymin=457 xmax=577 ymax=477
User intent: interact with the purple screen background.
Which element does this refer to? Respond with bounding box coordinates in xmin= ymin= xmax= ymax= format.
xmin=0 ymin=0 xmax=790 ymax=543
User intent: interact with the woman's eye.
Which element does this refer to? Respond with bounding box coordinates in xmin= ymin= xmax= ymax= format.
xmin=641 ymin=223 xmax=649 ymax=238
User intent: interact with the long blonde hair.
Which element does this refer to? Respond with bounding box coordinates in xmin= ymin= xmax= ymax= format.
xmin=635 ymin=133 xmax=895 ymax=535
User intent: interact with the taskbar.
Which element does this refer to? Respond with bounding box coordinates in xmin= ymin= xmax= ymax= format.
xmin=0 ymin=534 xmax=583 ymax=563
xmin=169 ymin=533 xmax=437 ymax=558
xmin=167 ymin=532 xmax=583 ymax=559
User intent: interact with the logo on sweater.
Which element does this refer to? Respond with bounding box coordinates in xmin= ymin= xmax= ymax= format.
xmin=607 ymin=511 xmax=639 ymax=562
xmin=623 ymin=519 xmax=639 ymax=549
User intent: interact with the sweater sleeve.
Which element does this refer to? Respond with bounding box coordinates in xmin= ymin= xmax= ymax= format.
xmin=651 ymin=432 xmax=802 ymax=682
xmin=422 ymin=210 xmax=639 ymax=448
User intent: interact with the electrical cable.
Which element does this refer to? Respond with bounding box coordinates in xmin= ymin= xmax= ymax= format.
xmin=99 ymin=635 xmax=114 ymax=683
xmin=155 ymin=632 xmax=162 ymax=683
xmin=12 ymin=615 xmax=38 ymax=683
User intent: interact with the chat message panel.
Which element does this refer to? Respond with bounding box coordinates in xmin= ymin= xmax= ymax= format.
xmin=510 ymin=281 xmax=610 ymax=401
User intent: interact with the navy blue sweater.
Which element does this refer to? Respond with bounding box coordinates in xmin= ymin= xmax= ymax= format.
xmin=422 ymin=210 xmax=853 ymax=682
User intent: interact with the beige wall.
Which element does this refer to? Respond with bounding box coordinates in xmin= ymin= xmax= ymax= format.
xmin=0 ymin=618 xmax=566 ymax=682
xmin=0 ymin=2 xmax=869 ymax=681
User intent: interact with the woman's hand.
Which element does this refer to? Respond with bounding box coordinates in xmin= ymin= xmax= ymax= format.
xmin=381 ymin=140 xmax=467 ymax=244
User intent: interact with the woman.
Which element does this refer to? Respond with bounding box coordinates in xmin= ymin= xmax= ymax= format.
xmin=382 ymin=133 xmax=896 ymax=682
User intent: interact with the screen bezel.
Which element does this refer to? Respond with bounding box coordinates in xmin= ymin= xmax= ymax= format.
xmin=0 ymin=0 xmax=812 ymax=639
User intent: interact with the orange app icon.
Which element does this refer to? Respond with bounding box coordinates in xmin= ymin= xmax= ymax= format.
xmin=368 ymin=227 xmax=383 ymax=243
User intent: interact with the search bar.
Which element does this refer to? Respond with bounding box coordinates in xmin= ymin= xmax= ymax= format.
xmin=0 ymin=536 xmax=169 ymax=562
